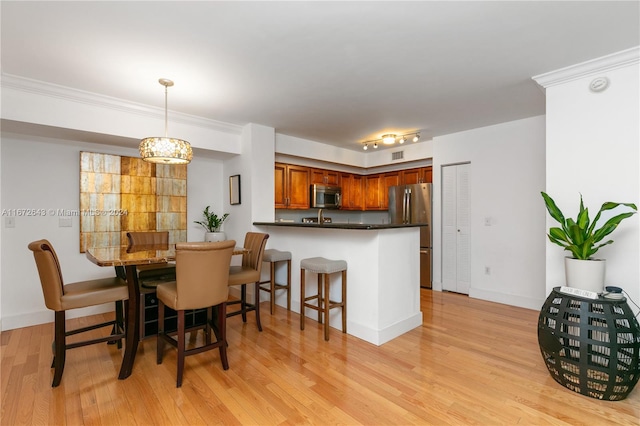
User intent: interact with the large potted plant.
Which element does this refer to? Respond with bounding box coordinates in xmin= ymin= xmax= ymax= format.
xmin=541 ymin=192 xmax=637 ymax=292
xmin=194 ymin=206 xmax=229 ymax=242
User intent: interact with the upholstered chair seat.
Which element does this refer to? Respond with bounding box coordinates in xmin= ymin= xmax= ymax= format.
xmin=156 ymin=240 xmax=236 ymax=387
xmin=226 ymin=232 xmax=269 ymax=331
xmin=28 ymin=239 xmax=129 ymax=387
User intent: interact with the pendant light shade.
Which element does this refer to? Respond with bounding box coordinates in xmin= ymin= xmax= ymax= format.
xmin=140 ymin=79 xmax=193 ymax=164
xmin=140 ymin=137 xmax=192 ymax=164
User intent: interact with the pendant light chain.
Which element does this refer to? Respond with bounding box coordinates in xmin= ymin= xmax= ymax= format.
xmin=164 ymin=83 xmax=169 ymax=137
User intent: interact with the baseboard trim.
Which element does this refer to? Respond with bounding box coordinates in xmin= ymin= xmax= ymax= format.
xmin=1 ymin=305 xmax=114 ymax=331
xmin=469 ymin=288 xmax=544 ymax=311
xmin=348 ymin=312 xmax=423 ymax=346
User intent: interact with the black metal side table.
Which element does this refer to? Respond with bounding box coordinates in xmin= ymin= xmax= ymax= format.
xmin=538 ymin=287 xmax=640 ymax=400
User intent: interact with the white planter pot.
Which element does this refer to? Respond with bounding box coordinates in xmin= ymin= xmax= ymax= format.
xmin=204 ymin=232 xmax=226 ymax=242
xmin=564 ymin=257 xmax=606 ymax=293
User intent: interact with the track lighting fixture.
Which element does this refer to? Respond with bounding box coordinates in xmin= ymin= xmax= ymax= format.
xmin=360 ymin=131 xmax=421 ymax=150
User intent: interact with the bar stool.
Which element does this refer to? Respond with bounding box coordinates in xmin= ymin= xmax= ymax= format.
xmin=300 ymin=257 xmax=347 ymax=341
xmin=258 ymin=249 xmax=292 ymax=314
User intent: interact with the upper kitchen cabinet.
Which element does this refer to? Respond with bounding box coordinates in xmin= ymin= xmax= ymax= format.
xmin=424 ymin=167 xmax=433 ymax=183
xmin=402 ymin=166 xmax=433 ymax=184
xmin=359 ymin=171 xmax=403 ymax=210
xmin=340 ymin=173 xmax=364 ymax=210
xmin=310 ymin=168 xmax=341 ymax=186
xmin=274 ymin=162 xmax=431 ymax=211
xmin=363 ymin=174 xmax=384 ymax=210
xmin=275 ymin=163 xmax=310 ymax=209
xmin=381 ymin=171 xmax=402 ymax=210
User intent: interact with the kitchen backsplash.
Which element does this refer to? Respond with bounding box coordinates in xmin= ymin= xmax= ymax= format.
xmin=275 ymin=209 xmax=389 ymax=224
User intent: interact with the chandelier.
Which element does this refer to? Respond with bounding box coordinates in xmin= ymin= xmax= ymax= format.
xmin=362 ymin=132 xmax=420 ymax=150
xmin=140 ymin=78 xmax=193 ymax=164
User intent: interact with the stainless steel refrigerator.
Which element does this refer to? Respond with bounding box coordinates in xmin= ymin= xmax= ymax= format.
xmin=388 ymin=183 xmax=432 ymax=288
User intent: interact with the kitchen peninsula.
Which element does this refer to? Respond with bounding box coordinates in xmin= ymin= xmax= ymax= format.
xmin=253 ymin=221 xmax=424 ymax=345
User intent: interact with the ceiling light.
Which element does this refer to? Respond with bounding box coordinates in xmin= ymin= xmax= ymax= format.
xmin=359 ymin=131 xmax=421 ymax=151
xmin=140 ymin=78 xmax=193 ymax=164
xmin=382 ymin=134 xmax=396 ymax=145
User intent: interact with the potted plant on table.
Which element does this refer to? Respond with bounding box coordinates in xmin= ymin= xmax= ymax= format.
xmin=541 ymin=192 xmax=637 ymax=292
xmin=194 ymin=206 xmax=230 ymax=242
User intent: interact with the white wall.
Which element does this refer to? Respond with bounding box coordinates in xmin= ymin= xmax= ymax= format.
xmin=432 ymin=116 xmax=547 ymax=310
xmin=364 ymin=138 xmax=434 ymax=169
xmin=0 ymin=134 xmax=228 ymax=330
xmin=1 ymin=74 xmax=242 ymax=155
xmin=223 ymin=123 xmax=276 ymax=244
xmin=276 ymin=133 xmax=433 ymax=171
xmin=276 ymin=134 xmax=365 ymax=169
xmin=540 ymin=50 xmax=639 ymax=307
xmin=0 ymin=133 xmax=2 ymax=329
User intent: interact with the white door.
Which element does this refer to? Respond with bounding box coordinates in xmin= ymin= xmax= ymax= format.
xmin=441 ymin=163 xmax=470 ymax=294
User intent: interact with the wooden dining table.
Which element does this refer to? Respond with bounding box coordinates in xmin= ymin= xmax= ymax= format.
xmin=86 ymin=243 xmax=247 ymax=380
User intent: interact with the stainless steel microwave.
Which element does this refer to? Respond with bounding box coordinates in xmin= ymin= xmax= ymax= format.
xmin=311 ymin=184 xmax=341 ymax=209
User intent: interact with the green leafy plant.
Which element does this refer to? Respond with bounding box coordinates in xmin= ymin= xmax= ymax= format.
xmin=194 ymin=206 xmax=229 ymax=232
xmin=541 ymin=192 xmax=637 ymax=260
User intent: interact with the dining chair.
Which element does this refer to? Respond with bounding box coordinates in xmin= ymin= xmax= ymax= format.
xmin=156 ymin=240 xmax=236 ymax=387
xmin=226 ymin=232 xmax=269 ymax=331
xmin=119 ymin=231 xmax=176 ymax=288
xmin=28 ymin=239 xmax=129 ymax=387
xmin=113 ymin=231 xmax=177 ymax=340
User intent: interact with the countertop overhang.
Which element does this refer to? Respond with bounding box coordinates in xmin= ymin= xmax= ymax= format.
xmin=253 ymin=221 xmax=427 ymax=230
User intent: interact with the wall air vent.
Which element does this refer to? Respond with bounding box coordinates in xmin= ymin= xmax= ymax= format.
xmin=391 ymin=151 xmax=404 ymax=161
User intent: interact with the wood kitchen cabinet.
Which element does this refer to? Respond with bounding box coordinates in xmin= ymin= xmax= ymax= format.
xmin=340 ymin=173 xmax=364 ymax=210
xmin=275 ymin=163 xmax=310 ymax=209
xmin=310 ymin=168 xmax=341 ymax=186
xmin=275 ymin=162 xmax=431 ymax=210
xmin=363 ymin=174 xmax=384 ymax=210
xmin=381 ymin=171 xmax=402 ymax=209
xmin=423 ymin=167 xmax=433 ymax=183
xmin=402 ymin=166 xmax=432 ymax=184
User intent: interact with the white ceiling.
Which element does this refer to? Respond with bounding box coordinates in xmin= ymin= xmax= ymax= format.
xmin=2 ymin=1 xmax=639 ymax=152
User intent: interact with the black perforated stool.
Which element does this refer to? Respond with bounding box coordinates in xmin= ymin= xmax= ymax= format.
xmin=300 ymin=257 xmax=347 ymax=341
xmin=258 ymin=249 xmax=292 ymax=314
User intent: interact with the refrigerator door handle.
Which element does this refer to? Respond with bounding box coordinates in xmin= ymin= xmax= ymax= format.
xmin=403 ymin=188 xmax=410 ymax=223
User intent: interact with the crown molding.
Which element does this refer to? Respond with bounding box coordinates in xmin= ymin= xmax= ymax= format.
xmin=0 ymin=73 xmax=243 ymax=135
xmin=532 ymin=46 xmax=640 ymax=89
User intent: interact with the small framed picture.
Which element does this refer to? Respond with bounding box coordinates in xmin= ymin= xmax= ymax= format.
xmin=229 ymin=174 xmax=241 ymax=205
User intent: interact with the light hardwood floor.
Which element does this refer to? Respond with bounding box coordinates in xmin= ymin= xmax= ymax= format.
xmin=2 ymin=290 xmax=639 ymax=425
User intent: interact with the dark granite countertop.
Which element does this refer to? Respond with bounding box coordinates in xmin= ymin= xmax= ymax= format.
xmin=253 ymin=221 xmax=427 ymax=230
